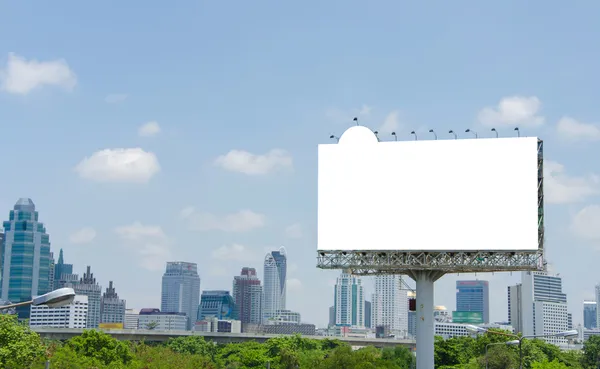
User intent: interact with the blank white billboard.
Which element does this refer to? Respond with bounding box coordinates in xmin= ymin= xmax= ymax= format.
xmin=318 ymin=126 xmax=540 ymax=252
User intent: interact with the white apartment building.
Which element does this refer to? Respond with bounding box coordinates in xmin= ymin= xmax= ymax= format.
xmin=435 ymin=322 xmax=515 ymax=339
xmin=371 ymin=275 xmax=409 ymax=337
xmin=508 ymin=270 xmax=570 ymax=345
xmin=138 ymin=310 xmax=187 ymax=331
xmin=124 ymin=308 xmax=140 ymax=329
xmin=29 ymin=294 xmax=88 ymax=329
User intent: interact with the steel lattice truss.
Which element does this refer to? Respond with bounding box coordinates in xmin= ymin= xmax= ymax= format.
xmin=316 ymin=250 xmax=544 ymax=275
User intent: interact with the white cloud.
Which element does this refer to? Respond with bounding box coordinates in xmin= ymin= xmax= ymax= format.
xmin=478 ymin=96 xmax=544 ymax=126
xmin=287 ymin=278 xmax=302 ymax=292
xmin=284 ymin=223 xmax=303 ymax=239
xmin=138 ymin=121 xmax=161 ymax=137
xmin=179 ymin=206 xmax=195 ymax=219
xmin=379 ymin=111 xmax=400 ymax=134
xmin=358 ymin=105 xmax=372 ymax=116
xmin=181 ymin=207 xmax=266 ymax=232
xmin=75 ymin=148 xmax=160 ymax=183
xmin=115 ymin=222 xmax=171 ymax=271
xmin=556 ymin=116 xmax=600 ymax=141
xmin=545 ymin=160 xmax=600 ymax=204
xmin=105 ymin=94 xmax=128 ymax=104
xmin=69 ymin=227 xmax=97 ymax=244
xmin=571 ymin=205 xmax=600 ymax=240
xmin=214 ymin=149 xmax=293 ymax=175
xmin=211 ymin=244 xmax=257 ymax=262
xmin=0 ymin=53 xmax=76 ymax=95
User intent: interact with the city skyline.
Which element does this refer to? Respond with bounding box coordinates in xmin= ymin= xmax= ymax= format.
xmin=2 ymin=1 xmax=600 ymax=329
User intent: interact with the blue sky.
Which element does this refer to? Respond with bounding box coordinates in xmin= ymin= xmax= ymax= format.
xmin=1 ymin=0 xmax=600 ymax=328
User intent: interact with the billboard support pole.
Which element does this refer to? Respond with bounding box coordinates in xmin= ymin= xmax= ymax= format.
xmin=407 ymin=270 xmax=445 ymax=369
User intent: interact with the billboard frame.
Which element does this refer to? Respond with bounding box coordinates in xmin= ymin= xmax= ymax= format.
xmin=317 ymin=139 xmax=545 ymax=274
xmin=316 ymin=132 xmax=546 ymax=369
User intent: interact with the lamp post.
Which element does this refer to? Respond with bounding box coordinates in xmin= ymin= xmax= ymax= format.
xmin=465 ymin=325 xmax=578 ymax=369
xmin=449 ymin=130 xmax=457 ymax=139
xmin=391 ymin=132 xmax=397 ymax=141
xmin=0 ymin=288 xmax=76 ymax=310
xmin=514 ymin=127 xmax=520 ymax=137
xmin=374 ymin=131 xmax=380 ymax=141
xmin=353 ymin=117 xmax=359 ymax=126
xmin=491 ymin=128 xmax=498 ymax=138
xmin=465 ymin=129 xmax=478 ymax=138
xmin=329 ymin=135 xmax=339 ymax=143
xmin=428 ymin=129 xmax=437 ymax=140
xmin=411 ymin=131 xmax=418 ymax=140
xmin=485 ymin=340 xmax=519 ymax=369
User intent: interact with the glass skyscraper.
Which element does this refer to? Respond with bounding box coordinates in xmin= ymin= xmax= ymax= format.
xmin=198 ymin=290 xmax=236 ymax=321
xmin=0 ymin=198 xmax=52 ymax=318
xmin=334 ymin=271 xmax=365 ymax=327
xmin=161 ymin=261 xmax=200 ymax=330
xmin=262 ymin=247 xmax=287 ymax=322
xmin=585 ymin=301 xmax=598 ymax=329
xmin=456 ymin=280 xmax=490 ymax=323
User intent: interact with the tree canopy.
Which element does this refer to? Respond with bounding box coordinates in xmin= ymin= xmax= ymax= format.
xmin=0 ymin=316 xmax=592 ymax=369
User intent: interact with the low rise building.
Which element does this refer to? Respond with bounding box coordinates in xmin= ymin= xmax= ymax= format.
xmin=29 ymin=295 xmax=88 ymax=329
xmin=138 ymin=308 xmax=187 ymax=331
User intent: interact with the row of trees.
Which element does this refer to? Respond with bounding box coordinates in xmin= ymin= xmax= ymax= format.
xmin=2 ymin=314 xmax=600 ymax=369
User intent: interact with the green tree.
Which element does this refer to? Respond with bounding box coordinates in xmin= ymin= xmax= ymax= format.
xmin=217 ymin=341 xmax=270 ymax=368
xmin=144 ymin=321 xmax=158 ymax=330
xmin=582 ymin=335 xmax=600 ymax=369
xmin=532 ymin=359 xmax=570 ymax=369
xmin=130 ymin=344 xmax=217 ymax=369
xmin=0 ymin=314 xmax=45 ymax=368
xmin=381 ymin=346 xmax=415 ymax=369
xmin=479 ymin=344 xmax=517 ymax=369
xmin=65 ymin=329 xmax=134 ymax=366
xmin=165 ymin=335 xmax=217 ymax=360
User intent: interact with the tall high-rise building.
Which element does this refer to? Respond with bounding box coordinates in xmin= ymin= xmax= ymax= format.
xmin=0 ymin=233 xmax=4 ymax=267
xmin=54 ymin=249 xmax=77 ymax=290
xmin=48 ymin=252 xmax=55 ymax=292
xmin=334 ymin=271 xmax=365 ymax=327
xmin=328 ymin=306 xmax=335 ymax=327
xmin=0 ymin=198 xmax=53 ymax=319
xmin=232 ymin=267 xmax=262 ymax=325
xmin=262 ymin=247 xmax=287 ymax=322
xmin=100 ymin=281 xmax=126 ymax=325
xmin=161 ymin=261 xmax=200 ymax=330
xmin=584 ymin=301 xmax=597 ymax=329
xmin=371 ymin=275 xmax=408 ymax=336
xmin=508 ymin=270 xmax=569 ymax=345
xmin=456 ymin=280 xmax=490 ymax=323
xmin=72 ymin=266 xmax=102 ymax=328
xmin=365 ymin=300 xmax=372 ymax=329
xmin=198 ymin=290 xmax=236 ymax=321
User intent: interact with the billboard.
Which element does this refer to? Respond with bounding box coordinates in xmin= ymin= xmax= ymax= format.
xmin=99 ymin=323 xmax=124 ymax=329
xmin=452 ymin=311 xmax=483 ymax=324
xmin=318 ymin=126 xmax=540 ymax=252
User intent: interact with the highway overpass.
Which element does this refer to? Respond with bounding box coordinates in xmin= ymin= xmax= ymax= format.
xmin=32 ymin=328 xmax=415 ymax=349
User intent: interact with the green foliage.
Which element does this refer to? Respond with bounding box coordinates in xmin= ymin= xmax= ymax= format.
xmin=581 ymin=335 xmax=600 ymax=369
xmin=64 ymin=329 xmax=134 ymax=366
xmin=0 ymin=314 xmax=46 ymax=368
xmin=0 ymin=316 xmax=590 ymax=369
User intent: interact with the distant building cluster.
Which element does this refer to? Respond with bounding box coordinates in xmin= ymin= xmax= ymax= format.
xmin=0 ymin=199 xmax=309 ymax=334
xmin=0 ymin=197 xmax=592 ymax=347
xmin=0 ymin=198 xmax=125 ymax=329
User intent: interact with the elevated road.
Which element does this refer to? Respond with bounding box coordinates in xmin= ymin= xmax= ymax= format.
xmin=32 ymin=328 xmax=415 ymax=349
